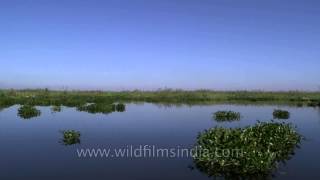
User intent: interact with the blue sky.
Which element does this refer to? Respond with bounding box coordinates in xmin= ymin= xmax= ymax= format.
xmin=0 ymin=0 xmax=319 ymax=90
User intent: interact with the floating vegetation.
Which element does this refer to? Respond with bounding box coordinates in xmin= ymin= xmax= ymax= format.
xmin=213 ymin=111 xmax=241 ymax=122
xmin=296 ymin=102 xmax=303 ymax=107
xmin=60 ymin=130 xmax=81 ymax=146
xmin=115 ymin=103 xmax=126 ymax=112
xmin=193 ymin=121 xmax=302 ymax=178
xmin=51 ymin=105 xmax=62 ymax=113
xmin=76 ymin=103 xmax=115 ymax=114
xmin=273 ymin=109 xmax=290 ymax=119
xmin=17 ymin=105 xmax=41 ymax=119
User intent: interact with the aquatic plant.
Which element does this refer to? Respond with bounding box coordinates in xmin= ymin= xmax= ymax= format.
xmin=76 ymin=103 xmax=115 ymax=114
xmin=193 ymin=121 xmax=302 ymax=178
xmin=273 ymin=109 xmax=290 ymax=119
xmin=60 ymin=130 xmax=81 ymax=146
xmin=213 ymin=111 xmax=241 ymax=122
xmin=115 ymin=103 xmax=126 ymax=112
xmin=17 ymin=105 xmax=41 ymax=119
xmin=51 ymin=105 xmax=62 ymax=113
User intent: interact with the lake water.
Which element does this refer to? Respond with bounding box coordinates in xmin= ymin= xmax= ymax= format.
xmin=0 ymin=103 xmax=320 ymax=179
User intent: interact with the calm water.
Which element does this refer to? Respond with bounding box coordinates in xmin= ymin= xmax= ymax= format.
xmin=0 ymin=103 xmax=320 ymax=179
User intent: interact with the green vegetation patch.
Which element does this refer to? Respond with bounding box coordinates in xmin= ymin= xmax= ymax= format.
xmin=17 ymin=105 xmax=41 ymax=119
xmin=2 ymin=89 xmax=320 ymax=105
xmin=273 ymin=109 xmax=290 ymax=119
xmin=193 ymin=121 xmax=302 ymax=178
xmin=213 ymin=111 xmax=241 ymax=122
xmin=61 ymin=130 xmax=81 ymax=146
xmin=76 ymin=103 xmax=116 ymax=114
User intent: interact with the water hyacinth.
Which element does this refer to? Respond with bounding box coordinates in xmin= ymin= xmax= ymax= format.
xmin=193 ymin=121 xmax=302 ymax=178
xmin=213 ymin=111 xmax=241 ymax=122
xmin=60 ymin=130 xmax=81 ymax=146
xmin=273 ymin=109 xmax=290 ymax=119
xmin=17 ymin=105 xmax=41 ymax=119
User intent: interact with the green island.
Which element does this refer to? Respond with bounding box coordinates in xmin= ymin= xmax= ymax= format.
xmin=213 ymin=111 xmax=241 ymax=122
xmin=60 ymin=130 xmax=81 ymax=146
xmin=193 ymin=121 xmax=302 ymax=178
xmin=17 ymin=105 xmax=41 ymax=119
xmin=273 ymin=109 xmax=290 ymax=119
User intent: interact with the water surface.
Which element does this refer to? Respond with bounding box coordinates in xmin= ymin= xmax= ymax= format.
xmin=0 ymin=103 xmax=320 ymax=179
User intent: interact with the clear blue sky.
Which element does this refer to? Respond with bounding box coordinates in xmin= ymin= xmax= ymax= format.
xmin=1 ymin=0 xmax=319 ymax=91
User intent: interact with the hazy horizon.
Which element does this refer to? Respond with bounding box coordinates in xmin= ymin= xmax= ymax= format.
xmin=1 ymin=0 xmax=320 ymax=91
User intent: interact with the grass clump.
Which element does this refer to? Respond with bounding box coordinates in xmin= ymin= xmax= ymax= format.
xmin=193 ymin=121 xmax=302 ymax=178
xmin=61 ymin=130 xmax=81 ymax=145
xmin=17 ymin=105 xmax=41 ymax=119
xmin=273 ymin=109 xmax=290 ymax=119
xmin=213 ymin=111 xmax=241 ymax=122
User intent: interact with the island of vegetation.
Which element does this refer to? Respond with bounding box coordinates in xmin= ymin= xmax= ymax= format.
xmin=193 ymin=121 xmax=302 ymax=178
xmin=213 ymin=111 xmax=241 ymax=122
xmin=60 ymin=130 xmax=81 ymax=146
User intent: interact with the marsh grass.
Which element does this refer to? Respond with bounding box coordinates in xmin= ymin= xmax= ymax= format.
xmin=273 ymin=109 xmax=290 ymax=119
xmin=17 ymin=105 xmax=41 ymax=119
xmin=1 ymin=89 xmax=320 ymax=107
xmin=213 ymin=111 xmax=241 ymax=122
xmin=193 ymin=121 xmax=302 ymax=178
xmin=60 ymin=130 xmax=81 ymax=145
